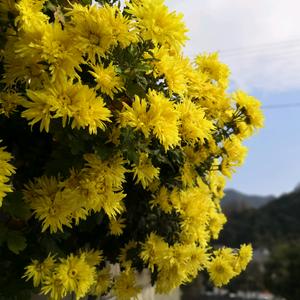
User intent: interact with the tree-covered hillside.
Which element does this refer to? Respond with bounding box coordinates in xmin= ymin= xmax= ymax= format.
xmin=219 ymin=189 xmax=300 ymax=247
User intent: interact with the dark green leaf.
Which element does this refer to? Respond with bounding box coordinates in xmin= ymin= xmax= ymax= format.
xmin=2 ymin=192 xmax=31 ymax=221
xmin=6 ymin=230 xmax=27 ymax=254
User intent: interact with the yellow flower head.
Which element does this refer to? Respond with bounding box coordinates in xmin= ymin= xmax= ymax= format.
xmin=150 ymin=186 xmax=172 ymax=213
xmin=96 ymin=4 xmax=138 ymax=48
xmin=38 ymin=22 xmax=83 ymax=82
xmin=132 ymin=153 xmax=160 ymax=189
xmin=0 ymin=144 xmax=15 ymax=206
xmin=90 ymin=267 xmax=111 ymax=296
xmin=180 ymin=161 xmax=197 ymax=187
xmin=89 ymin=63 xmax=124 ymax=98
xmin=23 ymin=254 xmax=56 ymax=287
xmin=196 ymin=52 xmax=230 ymax=89
xmin=67 ymin=4 xmax=136 ymax=62
xmin=207 ymin=170 xmax=226 ymax=201
xmin=208 ymin=210 xmax=227 ymax=239
xmin=0 ymin=91 xmax=24 ymax=116
xmin=0 ymin=0 xmax=18 ymax=24
xmin=56 ymin=253 xmax=96 ymax=298
xmin=80 ymin=249 xmax=103 ymax=268
xmin=236 ymin=244 xmax=253 ymax=272
xmin=140 ymin=232 xmax=170 ymax=271
xmin=22 ymin=79 xmax=112 ymax=134
xmin=23 ymin=176 xmax=85 ymax=233
xmin=207 ymin=255 xmax=236 ymax=287
xmin=113 ymin=269 xmax=141 ymax=300
xmin=221 ymin=136 xmax=248 ymax=177
xmin=2 ymin=31 xmax=48 ymax=89
xmin=79 ymin=153 xmax=126 ymax=217
xmin=15 ymin=0 xmax=48 ymax=29
xmin=233 ymin=90 xmax=265 ymax=130
xmin=109 ymin=217 xmax=126 ymax=236
xmin=178 ymin=98 xmax=214 ymax=144
xmin=41 ymin=273 xmax=67 ymax=300
xmin=186 ymin=245 xmax=209 ymax=277
xmin=151 ymin=47 xmax=188 ymax=94
xmin=127 ymin=0 xmax=188 ymax=51
xmin=119 ymin=96 xmax=151 ymax=138
xmin=119 ymin=241 xmax=138 ymax=269
xmin=148 ymin=89 xmax=180 ymax=150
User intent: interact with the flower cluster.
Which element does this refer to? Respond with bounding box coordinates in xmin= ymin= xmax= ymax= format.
xmin=0 ymin=0 xmax=264 ymax=299
xmin=24 ymin=250 xmax=140 ymax=300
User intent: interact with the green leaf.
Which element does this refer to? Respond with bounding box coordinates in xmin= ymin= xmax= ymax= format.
xmin=94 ymin=144 xmax=113 ymax=160
xmin=2 ymin=192 xmax=31 ymax=221
xmin=6 ymin=231 xmax=27 ymax=254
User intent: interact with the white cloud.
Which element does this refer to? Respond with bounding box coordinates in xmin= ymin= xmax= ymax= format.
xmin=165 ymin=0 xmax=300 ymax=92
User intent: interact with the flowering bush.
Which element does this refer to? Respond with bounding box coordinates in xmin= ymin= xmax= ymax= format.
xmin=0 ymin=0 xmax=264 ymax=299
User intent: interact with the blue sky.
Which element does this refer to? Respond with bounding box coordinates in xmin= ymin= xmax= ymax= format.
xmin=165 ymin=0 xmax=300 ymax=196
xmin=226 ymin=89 xmax=300 ymax=196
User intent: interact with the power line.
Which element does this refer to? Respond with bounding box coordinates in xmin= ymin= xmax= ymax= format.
xmin=221 ymin=50 xmax=300 ymax=63
xmin=219 ymin=38 xmax=300 ymax=55
xmin=262 ymin=102 xmax=300 ymax=109
xmin=186 ymin=38 xmax=300 ymax=58
xmin=220 ymin=45 xmax=300 ymax=58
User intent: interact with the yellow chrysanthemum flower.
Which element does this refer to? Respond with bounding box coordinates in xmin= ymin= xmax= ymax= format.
xmin=195 ymin=52 xmax=230 ymax=89
xmin=176 ymin=181 xmax=215 ymax=244
xmin=90 ymin=267 xmax=111 ymax=296
xmin=80 ymin=249 xmax=103 ymax=268
xmin=221 ymin=136 xmax=248 ymax=178
xmin=109 ymin=217 xmax=126 ymax=236
xmin=83 ymin=153 xmax=126 ymax=190
xmin=148 ymin=90 xmax=180 ymax=150
xmin=140 ymin=232 xmax=170 ymax=272
xmin=208 ymin=210 xmax=227 ymax=239
xmin=22 ymin=79 xmax=112 ymax=134
xmin=150 ymin=186 xmax=172 ymax=213
xmin=236 ymin=244 xmax=253 ymax=272
xmin=132 ymin=153 xmax=160 ymax=189
xmin=113 ymin=269 xmax=141 ymax=300
xmin=89 ymin=63 xmax=124 ymax=98
xmin=0 ymin=91 xmax=24 ymax=116
xmin=2 ymin=30 xmax=48 ymax=88
xmin=95 ymin=4 xmax=138 ymax=49
xmin=180 ymin=161 xmax=197 ymax=187
xmin=119 ymin=241 xmax=138 ymax=269
xmin=126 ymin=0 xmax=188 ymax=51
xmin=0 ymin=143 xmax=15 ymax=207
xmin=15 ymin=0 xmax=48 ymax=29
xmin=0 ymin=0 xmax=18 ymax=24
xmin=233 ymin=90 xmax=265 ymax=130
xmin=23 ymin=176 xmax=87 ymax=233
xmin=56 ymin=253 xmax=96 ymax=298
xmin=119 ymin=96 xmax=151 ymax=138
xmin=178 ymin=98 xmax=215 ymax=144
xmin=37 ymin=22 xmax=83 ymax=82
xmin=186 ymin=245 xmax=209 ymax=277
xmin=207 ymin=255 xmax=236 ymax=287
xmin=79 ymin=153 xmax=126 ymax=218
xmin=23 ymin=254 xmax=56 ymax=287
xmin=207 ymin=170 xmax=226 ymax=202
xmin=150 ymin=47 xmax=188 ymax=94
xmin=41 ymin=273 xmax=67 ymax=300
xmin=67 ymin=4 xmax=136 ymax=63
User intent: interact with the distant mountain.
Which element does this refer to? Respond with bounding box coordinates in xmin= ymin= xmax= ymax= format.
xmin=219 ymin=189 xmax=300 ymax=247
xmin=221 ymin=189 xmax=275 ymax=214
